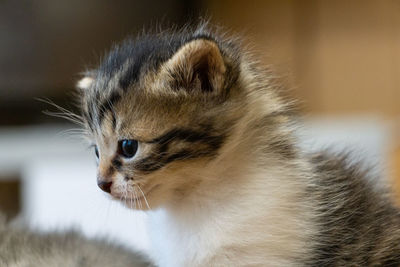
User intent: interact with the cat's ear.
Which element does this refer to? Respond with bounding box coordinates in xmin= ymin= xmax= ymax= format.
xmin=164 ymin=39 xmax=226 ymax=93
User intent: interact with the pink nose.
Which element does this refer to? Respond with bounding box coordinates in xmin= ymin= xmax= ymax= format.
xmin=98 ymin=181 xmax=112 ymax=193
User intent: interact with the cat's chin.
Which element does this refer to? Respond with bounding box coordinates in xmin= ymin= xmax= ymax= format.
xmin=118 ymin=195 xmax=151 ymax=211
xmin=111 ymin=184 xmax=161 ymax=211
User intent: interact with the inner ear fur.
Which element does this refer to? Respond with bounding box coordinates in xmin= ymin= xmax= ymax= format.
xmin=77 ymin=76 xmax=94 ymax=90
xmin=163 ymin=39 xmax=226 ymax=93
xmin=76 ymin=70 xmax=97 ymax=90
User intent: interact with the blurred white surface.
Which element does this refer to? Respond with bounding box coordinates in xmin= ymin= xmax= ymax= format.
xmin=0 ymin=116 xmax=391 ymax=255
xmin=0 ymin=125 xmax=150 ymax=254
xmin=0 ymin=126 xmax=86 ymax=177
xmin=297 ymin=115 xmax=390 ymax=180
xmin=22 ymin=155 xmax=150 ymax=254
xmin=298 ymin=116 xmax=389 ymax=159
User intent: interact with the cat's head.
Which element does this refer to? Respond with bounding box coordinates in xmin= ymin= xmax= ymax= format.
xmin=78 ymin=28 xmax=246 ymax=209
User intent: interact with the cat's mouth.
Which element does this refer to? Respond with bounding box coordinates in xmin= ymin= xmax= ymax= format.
xmin=112 ymin=184 xmax=159 ymax=207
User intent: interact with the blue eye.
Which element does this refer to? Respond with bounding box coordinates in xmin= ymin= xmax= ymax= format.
xmin=94 ymin=145 xmax=99 ymax=159
xmin=119 ymin=139 xmax=138 ymax=158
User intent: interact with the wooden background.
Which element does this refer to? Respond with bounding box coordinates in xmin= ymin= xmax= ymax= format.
xmin=208 ymin=0 xmax=400 ymax=116
xmin=208 ymin=0 xmax=400 ymax=202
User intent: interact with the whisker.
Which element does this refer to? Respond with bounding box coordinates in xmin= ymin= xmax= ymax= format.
xmin=138 ymin=185 xmax=151 ymax=210
xmin=132 ymin=186 xmax=138 ymax=209
xmin=37 ymin=97 xmax=84 ymax=126
xmin=130 ymin=190 xmax=134 ymax=209
xmin=55 ymin=128 xmax=88 ymax=139
xmin=43 ymin=111 xmax=85 ymax=126
xmin=134 ymin=187 xmax=142 ymax=209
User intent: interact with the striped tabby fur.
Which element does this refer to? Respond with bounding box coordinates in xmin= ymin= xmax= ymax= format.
xmin=78 ymin=24 xmax=400 ymax=266
xmin=0 ymin=215 xmax=151 ymax=266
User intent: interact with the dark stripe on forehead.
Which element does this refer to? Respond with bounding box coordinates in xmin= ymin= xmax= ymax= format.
xmin=119 ymin=62 xmax=141 ymax=90
xmin=97 ymin=91 xmax=121 ymax=126
xmin=111 ymin=110 xmax=117 ymax=130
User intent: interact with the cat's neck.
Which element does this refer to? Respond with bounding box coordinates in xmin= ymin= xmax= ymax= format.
xmin=147 ymin=74 xmax=314 ymax=266
xmin=149 ymin=149 xmax=313 ymax=266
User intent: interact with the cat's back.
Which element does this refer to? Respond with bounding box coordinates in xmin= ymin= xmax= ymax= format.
xmin=308 ymin=152 xmax=400 ymax=266
xmin=0 ymin=216 xmax=151 ymax=267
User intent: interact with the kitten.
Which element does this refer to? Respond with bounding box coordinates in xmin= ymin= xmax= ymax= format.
xmin=0 ymin=215 xmax=151 ymax=266
xmin=77 ymin=24 xmax=400 ymax=266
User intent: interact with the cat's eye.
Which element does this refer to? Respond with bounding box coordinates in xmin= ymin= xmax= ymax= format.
xmin=118 ymin=139 xmax=138 ymax=158
xmin=94 ymin=145 xmax=99 ymax=159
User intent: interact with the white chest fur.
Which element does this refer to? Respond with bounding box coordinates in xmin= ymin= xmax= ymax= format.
xmin=146 ymin=171 xmax=313 ymax=267
xmin=147 ymin=207 xmax=223 ymax=266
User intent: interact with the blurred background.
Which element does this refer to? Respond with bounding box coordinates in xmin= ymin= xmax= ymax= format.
xmin=0 ymin=0 xmax=399 ymax=254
